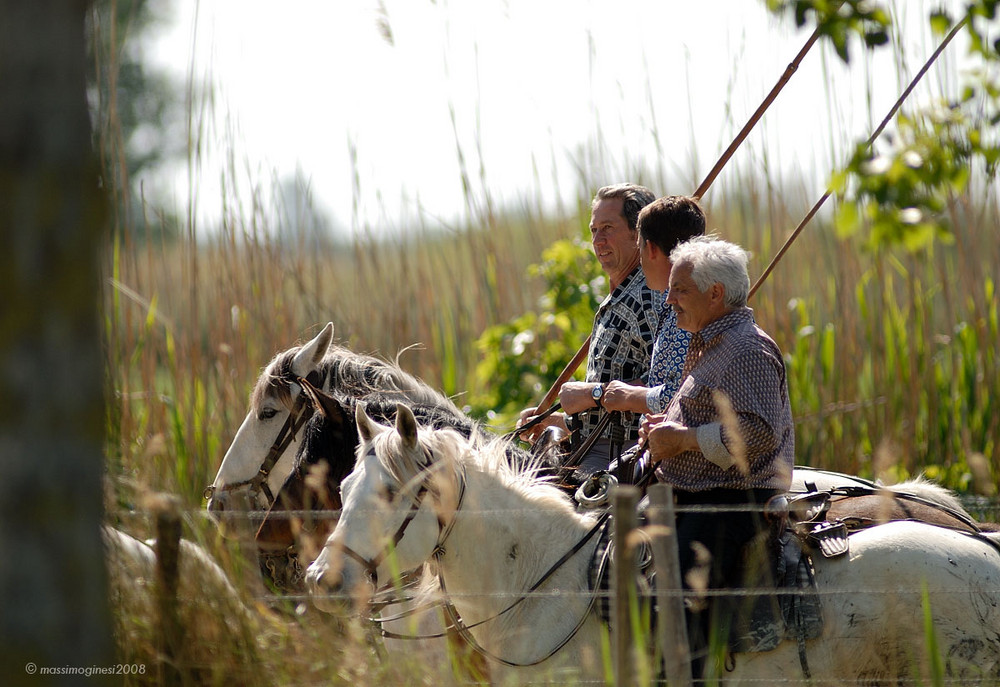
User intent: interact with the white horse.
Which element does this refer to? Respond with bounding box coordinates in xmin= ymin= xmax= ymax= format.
xmin=307 ymin=403 xmax=1000 ymax=685
xmin=103 ymin=526 xmax=261 ymax=678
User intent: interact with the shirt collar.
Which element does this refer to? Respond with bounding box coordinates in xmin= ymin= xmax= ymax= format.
xmin=601 ymin=264 xmax=644 ymax=306
xmin=696 ymin=305 xmax=754 ymax=343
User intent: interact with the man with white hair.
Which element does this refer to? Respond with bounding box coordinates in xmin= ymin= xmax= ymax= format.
xmin=640 ymin=235 xmax=794 ymax=678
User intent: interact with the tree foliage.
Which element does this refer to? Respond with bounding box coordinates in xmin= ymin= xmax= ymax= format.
xmin=87 ymin=0 xmax=184 ymax=238
xmin=765 ymin=0 xmax=892 ymax=61
xmin=768 ymin=0 xmax=1000 ymax=252
xmin=469 ymin=233 xmax=602 ymax=423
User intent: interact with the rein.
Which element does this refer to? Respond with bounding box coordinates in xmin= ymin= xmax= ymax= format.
xmin=432 ymin=512 xmax=611 ymax=666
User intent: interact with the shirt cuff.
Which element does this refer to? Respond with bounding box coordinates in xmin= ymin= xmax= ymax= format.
xmin=645 ymin=386 xmax=663 ymax=414
xmin=696 ymin=422 xmax=735 ymax=470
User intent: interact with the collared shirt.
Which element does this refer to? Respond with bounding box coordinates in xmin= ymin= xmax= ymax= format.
xmin=654 ymin=306 xmax=794 ymax=491
xmin=645 ymin=300 xmax=691 ymax=413
xmin=579 ymin=266 xmax=660 ymax=444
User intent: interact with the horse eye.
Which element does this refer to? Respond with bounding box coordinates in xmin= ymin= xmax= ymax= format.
xmin=258 ymin=407 xmax=279 ymax=421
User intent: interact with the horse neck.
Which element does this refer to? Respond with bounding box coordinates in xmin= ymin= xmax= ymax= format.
xmin=438 ymin=466 xmax=600 ymax=631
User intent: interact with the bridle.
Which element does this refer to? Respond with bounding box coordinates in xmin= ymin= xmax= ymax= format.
xmin=335 ymin=445 xmax=465 ymax=591
xmin=204 ymin=371 xmax=322 ymax=509
xmin=334 ymin=443 xmax=612 ymax=667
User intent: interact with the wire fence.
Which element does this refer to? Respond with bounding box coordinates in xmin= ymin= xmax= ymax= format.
xmin=106 ymin=486 xmax=1000 ymax=686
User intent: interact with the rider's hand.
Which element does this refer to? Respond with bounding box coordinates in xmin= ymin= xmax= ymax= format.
xmin=517 ymin=407 xmax=568 ymax=444
xmin=602 ymin=380 xmax=650 ymax=413
xmin=643 ymin=416 xmax=697 ymax=462
xmin=559 ymin=381 xmax=600 ymax=415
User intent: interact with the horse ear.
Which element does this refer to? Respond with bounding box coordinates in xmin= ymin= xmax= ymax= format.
xmin=299 ymin=377 xmax=348 ymax=428
xmin=395 ymin=403 xmax=419 ymax=452
xmin=291 ymin=323 xmax=334 ymax=378
xmin=356 ymin=403 xmax=378 ymax=443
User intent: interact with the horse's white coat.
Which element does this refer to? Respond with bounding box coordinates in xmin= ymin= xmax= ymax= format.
xmin=308 ymin=406 xmax=1000 ymax=684
xmin=308 ymin=407 xmax=610 ymax=681
xmin=103 ymin=526 xmax=253 ymax=625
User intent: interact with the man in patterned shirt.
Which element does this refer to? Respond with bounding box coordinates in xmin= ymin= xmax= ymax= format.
xmin=600 ymin=195 xmax=705 ymax=415
xmin=639 ymin=235 xmax=794 ymax=678
xmin=518 ymin=183 xmax=659 ymax=475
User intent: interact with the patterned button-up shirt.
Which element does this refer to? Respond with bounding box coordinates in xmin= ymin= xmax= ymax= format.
xmin=645 ymin=300 xmax=691 ymax=413
xmin=654 ymin=306 xmax=794 ymax=491
xmin=579 ymin=266 xmax=660 ymax=444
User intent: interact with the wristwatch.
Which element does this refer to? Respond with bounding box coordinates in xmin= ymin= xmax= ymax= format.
xmin=591 ymin=384 xmax=605 ymax=407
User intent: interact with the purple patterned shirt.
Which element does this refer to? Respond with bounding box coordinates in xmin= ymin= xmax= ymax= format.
xmin=654 ymin=307 xmax=794 ymax=491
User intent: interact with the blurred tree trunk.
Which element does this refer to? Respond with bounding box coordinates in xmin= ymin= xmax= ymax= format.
xmin=0 ymin=0 xmax=115 ymax=683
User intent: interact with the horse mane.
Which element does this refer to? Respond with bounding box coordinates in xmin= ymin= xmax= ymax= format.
xmin=251 ymin=342 xmax=461 ymax=416
xmin=368 ymin=417 xmax=572 ymax=516
xmin=290 ymin=392 xmax=480 ymax=476
xmin=883 ymin=474 xmax=967 ymax=514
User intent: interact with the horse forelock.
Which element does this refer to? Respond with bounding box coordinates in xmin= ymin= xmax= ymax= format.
xmin=250 ymin=348 xmax=299 ymax=414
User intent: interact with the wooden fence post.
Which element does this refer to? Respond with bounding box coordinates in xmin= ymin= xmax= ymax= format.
xmin=152 ymin=493 xmax=183 ymax=686
xmin=612 ymin=485 xmax=640 ymax=686
xmin=648 ymin=483 xmax=692 ymax=687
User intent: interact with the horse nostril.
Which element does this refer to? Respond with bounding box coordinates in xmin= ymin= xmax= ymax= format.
xmin=307 ymin=563 xmax=345 ymax=600
xmin=207 ymin=495 xmax=225 ymax=513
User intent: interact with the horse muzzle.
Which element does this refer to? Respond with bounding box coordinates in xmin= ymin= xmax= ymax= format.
xmin=305 ymin=552 xmax=374 ymax=615
xmin=204 ymin=486 xmax=259 ymax=539
xmin=305 ymin=562 xmax=349 ymax=614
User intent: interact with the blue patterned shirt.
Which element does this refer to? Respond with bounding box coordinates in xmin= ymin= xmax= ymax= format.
xmin=644 ymin=300 xmax=691 ymax=413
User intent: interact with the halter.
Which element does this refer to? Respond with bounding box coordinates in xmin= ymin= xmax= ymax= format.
xmin=204 ymin=371 xmax=321 ymax=508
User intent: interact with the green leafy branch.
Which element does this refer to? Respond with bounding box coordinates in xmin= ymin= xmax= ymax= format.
xmin=765 ymin=0 xmax=891 ymax=61
xmin=768 ymin=0 xmax=999 ymax=251
xmin=468 ymin=235 xmax=602 ymax=423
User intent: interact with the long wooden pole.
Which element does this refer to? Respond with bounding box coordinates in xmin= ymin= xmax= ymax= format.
xmin=528 ymin=29 xmax=821 ymax=418
xmin=749 ymin=17 xmax=968 ymax=299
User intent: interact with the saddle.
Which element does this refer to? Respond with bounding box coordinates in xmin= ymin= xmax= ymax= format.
xmin=583 ymin=489 xmax=823 ymax=655
xmin=577 ymin=474 xmax=984 ymax=656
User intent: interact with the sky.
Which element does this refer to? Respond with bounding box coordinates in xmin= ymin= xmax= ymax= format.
xmin=141 ymin=0 xmax=978 ymax=236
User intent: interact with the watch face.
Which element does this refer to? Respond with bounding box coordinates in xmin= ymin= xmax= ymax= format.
xmin=592 ymin=385 xmax=603 ymax=399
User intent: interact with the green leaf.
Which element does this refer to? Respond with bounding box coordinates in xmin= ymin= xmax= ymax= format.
xmin=929 ymin=10 xmax=952 ymax=36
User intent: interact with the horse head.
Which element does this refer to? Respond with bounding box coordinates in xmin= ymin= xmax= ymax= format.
xmin=306 ymin=403 xmax=465 ymax=614
xmin=253 ymin=378 xmax=358 ymax=553
xmin=205 ymin=323 xmax=336 ymax=534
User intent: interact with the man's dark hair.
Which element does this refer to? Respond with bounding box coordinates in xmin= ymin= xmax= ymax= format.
xmin=593 ymin=183 xmax=656 ymax=231
xmin=637 ymin=195 xmax=706 ymax=254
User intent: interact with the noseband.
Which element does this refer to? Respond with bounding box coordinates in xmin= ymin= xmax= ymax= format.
xmin=336 ymin=447 xmax=466 ymax=591
xmin=204 ymin=371 xmax=322 ymax=507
